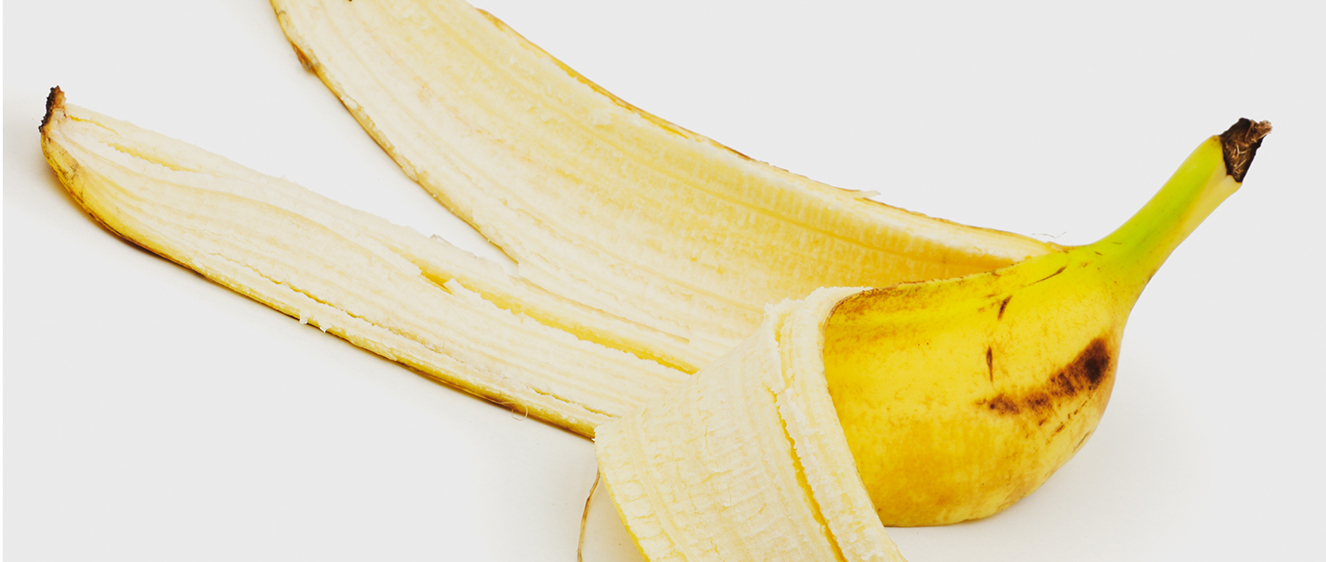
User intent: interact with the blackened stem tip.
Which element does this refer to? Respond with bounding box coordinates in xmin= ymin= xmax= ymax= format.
xmin=1220 ymin=118 xmax=1272 ymax=183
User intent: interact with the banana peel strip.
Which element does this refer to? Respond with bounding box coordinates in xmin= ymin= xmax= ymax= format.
xmin=271 ymin=0 xmax=1056 ymax=360
xmin=40 ymin=93 xmax=688 ymax=437
xmin=44 ymin=93 xmax=909 ymax=559
xmin=597 ymin=288 xmax=905 ymax=562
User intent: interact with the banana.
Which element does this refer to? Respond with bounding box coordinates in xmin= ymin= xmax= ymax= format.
xmin=595 ymin=121 xmax=1268 ymax=558
xmin=39 ymin=88 xmax=689 ymax=437
xmin=270 ymin=0 xmax=1058 ymax=361
xmin=40 ymin=0 xmax=1266 ymax=556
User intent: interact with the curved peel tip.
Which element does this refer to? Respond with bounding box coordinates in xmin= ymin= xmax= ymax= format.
xmin=41 ymin=86 xmax=66 ymax=133
xmin=1220 ymin=118 xmax=1271 ymax=182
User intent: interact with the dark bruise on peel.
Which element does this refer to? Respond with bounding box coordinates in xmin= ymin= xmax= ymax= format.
xmin=981 ymin=337 xmax=1113 ymax=416
xmin=1220 ymin=118 xmax=1272 ymax=182
xmin=997 ymin=296 xmax=1011 ymax=319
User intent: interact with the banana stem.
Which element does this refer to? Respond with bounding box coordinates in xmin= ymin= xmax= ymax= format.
xmin=1089 ymin=119 xmax=1269 ymax=286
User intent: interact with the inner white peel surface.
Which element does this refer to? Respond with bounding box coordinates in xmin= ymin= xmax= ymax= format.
xmin=596 ymin=288 xmax=906 ymax=562
xmin=42 ymin=99 xmax=689 ymax=437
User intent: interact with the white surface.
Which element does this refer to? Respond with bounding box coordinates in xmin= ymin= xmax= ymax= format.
xmin=5 ymin=0 xmax=1325 ymax=560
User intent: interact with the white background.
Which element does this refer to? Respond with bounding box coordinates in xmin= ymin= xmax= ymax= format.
xmin=5 ymin=1 xmax=1325 ymax=560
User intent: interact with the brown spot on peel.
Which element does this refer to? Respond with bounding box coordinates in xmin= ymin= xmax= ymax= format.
xmin=1220 ymin=118 xmax=1271 ymax=182
xmin=1032 ymin=266 xmax=1067 ymax=285
xmin=986 ymin=347 xmax=995 ymax=383
xmin=997 ymin=296 xmax=1011 ymax=319
xmin=980 ymin=337 xmax=1114 ymax=416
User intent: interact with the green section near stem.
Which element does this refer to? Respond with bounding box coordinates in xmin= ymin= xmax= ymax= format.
xmin=1086 ymin=137 xmax=1236 ymax=288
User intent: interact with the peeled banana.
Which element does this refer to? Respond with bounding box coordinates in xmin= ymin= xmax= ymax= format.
xmin=40 ymin=0 xmax=1268 ymax=558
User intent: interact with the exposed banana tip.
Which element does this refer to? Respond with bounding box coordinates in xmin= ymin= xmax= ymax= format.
xmin=1220 ymin=118 xmax=1272 ymax=182
xmin=41 ymin=86 xmax=66 ymax=134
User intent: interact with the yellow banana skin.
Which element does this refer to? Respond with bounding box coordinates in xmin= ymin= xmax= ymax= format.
xmin=828 ymin=249 xmax=1124 ymax=526
xmin=824 ymin=126 xmax=1265 ymax=526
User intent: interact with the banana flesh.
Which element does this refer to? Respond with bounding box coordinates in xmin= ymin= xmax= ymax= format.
xmin=271 ymin=0 xmax=1058 ymax=360
xmin=40 ymin=89 xmax=688 ymax=437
